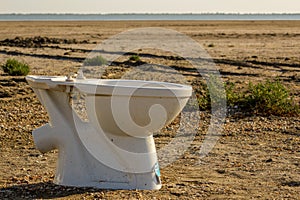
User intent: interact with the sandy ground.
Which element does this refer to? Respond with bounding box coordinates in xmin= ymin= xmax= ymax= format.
xmin=0 ymin=21 xmax=299 ymax=199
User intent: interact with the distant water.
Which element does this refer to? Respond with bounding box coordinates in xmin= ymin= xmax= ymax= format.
xmin=0 ymin=14 xmax=300 ymax=21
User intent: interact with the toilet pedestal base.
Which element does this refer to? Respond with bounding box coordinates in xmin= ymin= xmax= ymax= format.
xmin=32 ymin=88 xmax=161 ymax=190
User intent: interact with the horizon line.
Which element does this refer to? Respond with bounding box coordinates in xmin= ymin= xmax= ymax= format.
xmin=1 ymin=12 xmax=300 ymax=15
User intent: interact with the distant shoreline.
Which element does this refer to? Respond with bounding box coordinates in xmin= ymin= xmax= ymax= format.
xmin=0 ymin=13 xmax=300 ymax=21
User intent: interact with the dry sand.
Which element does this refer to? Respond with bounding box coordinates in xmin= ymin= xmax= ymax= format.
xmin=0 ymin=21 xmax=299 ymax=199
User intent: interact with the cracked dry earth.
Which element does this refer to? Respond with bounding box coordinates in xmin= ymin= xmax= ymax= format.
xmin=0 ymin=21 xmax=299 ymax=199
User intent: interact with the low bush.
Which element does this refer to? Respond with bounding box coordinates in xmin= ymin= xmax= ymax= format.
xmin=243 ymin=80 xmax=299 ymax=116
xmin=1 ymin=58 xmax=30 ymax=76
xmin=129 ymin=55 xmax=141 ymax=62
xmin=83 ymin=55 xmax=107 ymax=66
xmin=195 ymin=78 xmax=299 ymax=116
xmin=196 ymin=75 xmax=226 ymax=110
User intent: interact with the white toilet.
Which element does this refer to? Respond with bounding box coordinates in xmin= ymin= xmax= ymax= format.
xmin=26 ymin=75 xmax=192 ymax=190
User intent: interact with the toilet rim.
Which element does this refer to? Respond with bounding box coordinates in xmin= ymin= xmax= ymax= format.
xmin=26 ymin=75 xmax=192 ymax=98
xmin=75 ymin=79 xmax=192 ymax=98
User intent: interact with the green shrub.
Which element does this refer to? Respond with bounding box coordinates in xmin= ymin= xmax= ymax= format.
xmin=225 ymin=82 xmax=244 ymax=107
xmin=243 ymin=80 xmax=299 ymax=116
xmin=83 ymin=55 xmax=107 ymax=66
xmin=129 ymin=55 xmax=141 ymax=62
xmin=195 ymin=78 xmax=299 ymax=116
xmin=1 ymin=58 xmax=30 ymax=76
xmin=197 ymin=79 xmax=238 ymax=110
xmin=196 ymin=75 xmax=226 ymax=110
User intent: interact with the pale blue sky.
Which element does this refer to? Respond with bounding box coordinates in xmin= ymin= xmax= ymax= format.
xmin=0 ymin=0 xmax=299 ymax=14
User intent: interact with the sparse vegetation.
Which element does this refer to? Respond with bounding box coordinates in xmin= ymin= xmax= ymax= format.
xmin=225 ymin=82 xmax=244 ymax=107
xmin=1 ymin=58 xmax=30 ymax=76
xmin=207 ymin=43 xmax=215 ymax=48
xmin=195 ymin=78 xmax=299 ymax=116
xmin=83 ymin=55 xmax=107 ymax=66
xmin=129 ymin=55 xmax=141 ymax=62
xmin=243 ymin=80 xmax=299 ymax=116
xmin=195 ymin=75 xmax=226 ymax=110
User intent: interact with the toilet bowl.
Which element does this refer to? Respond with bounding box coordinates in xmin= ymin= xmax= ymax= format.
xmin=26 ymin=75 xmax=192 ymax=190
